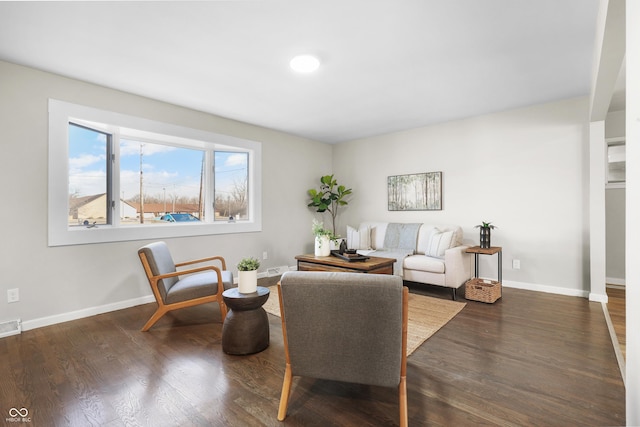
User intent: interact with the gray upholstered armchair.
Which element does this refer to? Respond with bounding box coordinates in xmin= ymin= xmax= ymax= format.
xmin=276 ymin=271 xmax=408 ymax=426
xmin=137 ymin=241 xmax=234 ymax=331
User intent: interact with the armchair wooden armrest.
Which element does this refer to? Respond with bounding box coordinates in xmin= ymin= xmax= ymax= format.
xmin=152 ymin=265 xmax=223 ymax=282
xmin=175 ymin=255 xmax=227 ymax=270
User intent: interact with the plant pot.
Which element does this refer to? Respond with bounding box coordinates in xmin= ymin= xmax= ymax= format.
xmin=315 ymin=235 xmax=331 ymax=256
xmin=479 ymin=227 xmax=491 ymax=249
xmin=238 ymin=270 xmax=258 ymax=294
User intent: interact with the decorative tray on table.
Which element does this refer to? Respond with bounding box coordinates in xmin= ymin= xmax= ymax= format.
xmin=330 ymin=250 xmax=369 ymax=262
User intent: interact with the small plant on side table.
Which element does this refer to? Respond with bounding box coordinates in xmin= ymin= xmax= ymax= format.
xmin=474 ymin=221 xmax=497 ymax=249
xmin=237 ymin=257 xmax=260 ymax=294
xmin=237 ymin=257 xmax=260 ymax=272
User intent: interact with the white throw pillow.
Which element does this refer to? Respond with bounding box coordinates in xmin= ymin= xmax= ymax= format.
xmin=426 ymin=229 xmax=454 ymax=258
xmin=347 ymin=225 xmax=371 ymax=250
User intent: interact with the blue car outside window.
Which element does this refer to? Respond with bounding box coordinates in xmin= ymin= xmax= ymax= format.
xmin=160 ymin=213 xmax=199 ymax=222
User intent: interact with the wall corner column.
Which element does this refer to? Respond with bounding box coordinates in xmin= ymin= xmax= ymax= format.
xmin=589 ymin=120 xmax=607 ymax=302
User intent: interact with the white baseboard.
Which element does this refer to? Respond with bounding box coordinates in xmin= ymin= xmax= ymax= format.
xmin=589 ymin=292 xmax=609 ymax=303
xmin=18 ymin=274 xmax=594 ymax=333
xmin=22 ymin=268 xmax=298 ymax=333
xmin=502 ymin=280 xmax=590 ymax=298
xmin=22 ymin=294 xmax=155 ymax=332
xmin=606 ymin=277 xmax=626 ymax=286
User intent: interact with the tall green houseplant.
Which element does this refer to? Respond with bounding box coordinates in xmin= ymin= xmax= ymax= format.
xmin=307 ymin=174 xmax=352 ymax=236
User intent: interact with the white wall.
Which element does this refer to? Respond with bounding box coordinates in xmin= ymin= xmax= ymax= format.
xmin=333 ymin=97 xmax=590 ymax=295
xmin=605 ymin=110 xmax=625 ymax=138
xmin=0 ymin=60 xmax=331 ymax=328
xmin=605 ymin=110 xmax=625 ymax=283
xmin=605 ymin=188 xmax=625 ymax=282
xmin=626 ymin=0 xmax=640 ymax=421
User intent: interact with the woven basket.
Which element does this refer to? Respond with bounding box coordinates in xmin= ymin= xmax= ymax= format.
xmin=465 ymin=278 xmax=501 ymax=303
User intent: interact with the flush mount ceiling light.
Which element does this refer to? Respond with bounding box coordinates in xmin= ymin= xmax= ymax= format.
xmin=289 ymin=54 xmax=320 ymax=73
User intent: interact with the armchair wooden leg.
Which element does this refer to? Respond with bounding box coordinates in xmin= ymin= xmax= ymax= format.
xmin=399 ymin=376 xmax=408 ymax=427
xmin=277 ymin=363 xmax=293 ymax=421
xmin=141 ymin=306 xmax=169 ymax=332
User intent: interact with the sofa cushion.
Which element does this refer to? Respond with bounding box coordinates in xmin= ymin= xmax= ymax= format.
xmin=403 ymin=254 xmax=446 ymax=274
xmin=416 ymin=225 xmax=437 ymax=254
xmin=360 ymin=222 xmax=462 ymax=253
xmin=425 ymin=229 xmax=454 ymax=258
xmin=347 ymin=225 xmax=372 ymax=250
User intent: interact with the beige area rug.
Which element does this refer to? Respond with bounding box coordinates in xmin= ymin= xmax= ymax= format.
xmin=262 ymin=286 xmax=466 ymax=356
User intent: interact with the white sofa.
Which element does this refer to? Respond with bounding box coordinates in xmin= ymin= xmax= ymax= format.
xmin=347 ymin=222 xmax=472 ymax=299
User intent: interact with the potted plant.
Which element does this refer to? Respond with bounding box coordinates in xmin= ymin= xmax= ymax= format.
xmin=237 ymin=256 xmax=260 ymax=293
xmin=307 ymin=174 xmax=352 ymax=237
xmin=312 ymin=219 xmax=334 ymax=257
xmin=475 ymin=221 xmax=497 ymax=249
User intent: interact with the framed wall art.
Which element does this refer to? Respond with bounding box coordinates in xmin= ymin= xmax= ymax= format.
xmin=388 ymin=171 xmax=442 ymax=211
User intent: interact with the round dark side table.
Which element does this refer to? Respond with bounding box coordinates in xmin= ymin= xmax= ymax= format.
xmin=222 ymin=286 xmax=270 ymax=355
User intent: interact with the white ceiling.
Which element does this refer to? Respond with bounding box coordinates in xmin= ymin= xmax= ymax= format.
xmin=0 ymin=1 xmax=601 ymax=144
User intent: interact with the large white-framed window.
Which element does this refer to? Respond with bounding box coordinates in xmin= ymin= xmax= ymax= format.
xmin=49 ymin=99 xmax=262 ymax=246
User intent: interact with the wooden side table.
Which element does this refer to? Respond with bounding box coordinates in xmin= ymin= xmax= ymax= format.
xmin=465 ymin=246 xmax=503 ymax=303
xmin=222 ymin=286 xmax=270 ymax=355
xmin=466 ymin=246 xmax=502 ymax=283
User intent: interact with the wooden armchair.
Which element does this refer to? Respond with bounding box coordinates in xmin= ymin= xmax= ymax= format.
xmin=137 ymin=241 xmax=234 ymax=331
xmin=277 ymin=271 xmax=408 ymax=426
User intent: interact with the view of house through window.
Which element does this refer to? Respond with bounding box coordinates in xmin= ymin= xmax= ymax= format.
xmin=68 ymin=124 xmax=249 ymax=226
xmin=68 ymin=123 xmax=111 ymax=226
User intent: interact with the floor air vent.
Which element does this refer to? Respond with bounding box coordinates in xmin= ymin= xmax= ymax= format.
xmin=267 ymin=266 xmax=291 ymax=277
xmin=0 ymin=319 xmax=22 ymax=338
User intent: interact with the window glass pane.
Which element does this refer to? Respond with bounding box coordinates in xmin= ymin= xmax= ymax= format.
xmin=68 ymin=124 xmax=109 ymax=226
xmin=120 ymin=139 xmax=206 ymax=225
xmin=214 ymin=151 xmax=248 ymax=221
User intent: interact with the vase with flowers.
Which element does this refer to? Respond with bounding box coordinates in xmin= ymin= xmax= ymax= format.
xmin=312 ymin=219 xmax=335 ymax=256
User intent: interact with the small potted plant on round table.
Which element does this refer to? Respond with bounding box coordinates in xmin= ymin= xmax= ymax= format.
xmin=237 ymin=256 xmax=260 ymax=294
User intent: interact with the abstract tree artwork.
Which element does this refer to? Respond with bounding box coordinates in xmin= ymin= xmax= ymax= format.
xmin=388 ymin=172 xmax=442 ymax=211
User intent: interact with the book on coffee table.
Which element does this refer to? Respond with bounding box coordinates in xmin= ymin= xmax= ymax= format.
xmin=330 ymin=250 xmax=369 ymax=262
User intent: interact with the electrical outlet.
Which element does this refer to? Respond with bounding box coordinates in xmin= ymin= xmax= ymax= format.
xmin=7 ymin=288 xmax=19 ymax=303
xmin=263 ymin=251 xmax=268 ymax=260
xmin=512 ymin=259 xmax=521 ymax=269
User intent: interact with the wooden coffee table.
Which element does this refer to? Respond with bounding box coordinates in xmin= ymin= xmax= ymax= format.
xmin=295 ymin=254 xmax=396 ymax=275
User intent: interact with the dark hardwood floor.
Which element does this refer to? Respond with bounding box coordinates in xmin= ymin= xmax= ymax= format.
xmin=0 ymin=278 xmax=625 ymax=426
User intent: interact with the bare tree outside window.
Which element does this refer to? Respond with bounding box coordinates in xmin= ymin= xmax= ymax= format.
xmin=214 ymin=151 xmax=248 ymax=221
